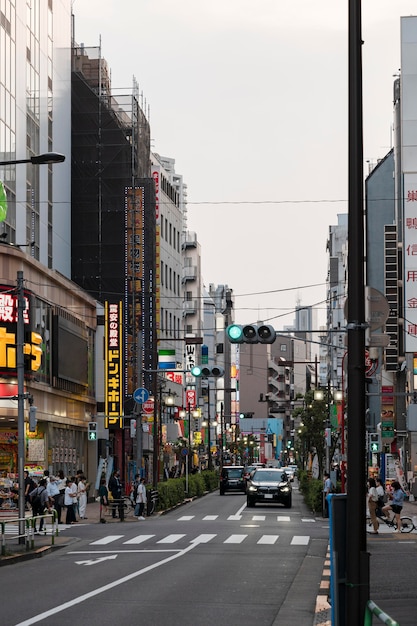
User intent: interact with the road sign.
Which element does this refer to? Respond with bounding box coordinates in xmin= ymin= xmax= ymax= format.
xmin=133 ymin=387 xmax=150 ymax=404
xmin=181 ymin=448 xmax=188 ymax=456
xmin=142 ymin=399 xmax=154 ymax=414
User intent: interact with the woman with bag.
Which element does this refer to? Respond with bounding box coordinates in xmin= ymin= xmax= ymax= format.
xmin=134 ymin=477 xmax=147 ymax=521
xmin=367 ymin=477 xmax=379 ymax=534
xmin=375 ymin=477 xmax=385 ymax=518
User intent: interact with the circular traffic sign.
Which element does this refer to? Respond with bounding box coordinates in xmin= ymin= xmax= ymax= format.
xmin=133 ymin=387 xmax=150 ymax=404
xmin=142 ymin=399 xmax=154 ymax=414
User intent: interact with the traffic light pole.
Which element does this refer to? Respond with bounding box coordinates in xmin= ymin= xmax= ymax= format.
xmin=17 ymin=271 xmax=26 ymax=544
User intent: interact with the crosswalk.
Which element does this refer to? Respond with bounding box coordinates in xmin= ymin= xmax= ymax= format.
xmin=177 ymin=514 xmax=315 ymax=523
xmin=86 ymin=532 xmax=311 ymax=547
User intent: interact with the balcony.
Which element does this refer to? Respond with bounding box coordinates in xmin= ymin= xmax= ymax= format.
xmin=182 ymin=265 xmax=197 ymax=283
xmin=183 ymin=300 xmax=198 ymax=316
xmin=181 ymin=231 xmax=198 ymax=249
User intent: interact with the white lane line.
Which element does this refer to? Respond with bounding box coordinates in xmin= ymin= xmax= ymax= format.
xmin=277 ymin=516 xmax=291 ymax=522
xmin=227 ymin=515 xmax=242 ymax=521
xmin=157 ymin=534 xmax=186 ymax=544
xmin=90 ymin=535 xmax=124 ymax=545
xmin=16 ymin=542 xmax=201 ymax=625
xmin=177 ymin=515 xmax=194 ymax=521
xmin=253 ymin=515 xmax=266 ymax=521
xmin=203 ymin=515 xmax=218 ymax=521
xmin=258 ymin=535 xmax=279 ymax=545
xmin=224 ymin=534 xmax=247 ymax=544
xmin=291 ymin=535 xmax=310 ymax=545
xmin=301 ymin=518 xmax=316 ymax=523
xmin=190 ymin=534 xmax=217 ymax=544
xmin=123 ymin=535 xmax=155 ymax=545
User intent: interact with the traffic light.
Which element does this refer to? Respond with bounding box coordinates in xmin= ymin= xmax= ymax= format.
xmin=29 ymin=406 xmax=37 ymax=432
xmin=88 ymin=421 xmax=97 ymax=441
xmin=369 ymin=432 xmax=380 ymax=453
xmin=190 ymin=365 xmax=225 ymax=377
xmin=226 ymin=324 xmax=276 ymax=344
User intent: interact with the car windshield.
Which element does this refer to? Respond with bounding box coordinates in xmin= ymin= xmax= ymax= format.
xmin=253 ymin=470 xmax=286 ymax=482
xmin=227 ymin=469 xmax=243 ymax=478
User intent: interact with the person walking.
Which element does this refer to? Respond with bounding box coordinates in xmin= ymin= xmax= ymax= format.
xmin=30 ymin=479 xmax=51 ymax=534
xmin=367 ymin=477 xmax=379 ymax=534
xmin=46 ymin=475 xmax=61 ymax=524
xmin=323 ymin=472 xmax=333 ymax=518
xmin=24 ymin=470 xmax=36 ymax=511
xmin=98 ymin=478 xmax=109 ymax=523
xmin=135 ymin=477 xmax=147 ymax=521
xmin=77 ymin=475 xmax=88 ymax=519
xmin=108 ymin=470 xmax=122 ymax=519
xmin=375 ymin=477 xmax=385 ymax=518
xmin=64 ymin=478 xmax=78 ymax=524
xmin=382 ymin=480 xmax=405 ymax=533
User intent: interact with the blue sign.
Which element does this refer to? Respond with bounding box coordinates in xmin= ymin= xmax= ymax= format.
xmin=133 ymin=387 xmax=150 ymax=404
xmin=181 ymin=448 xmax=188 ymax=456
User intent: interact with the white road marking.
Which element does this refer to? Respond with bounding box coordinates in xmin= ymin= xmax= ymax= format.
xmin=15 ymin=542 xmax=201 ymax=625
xmin=202 ymin=515 xmax=218 ymax=520
xmin=227 ymin=515 xmax=242 ymax=521
xmin=258 ymin=535 xmax=279 ymax=544
xmin=291 ymin=536 xmax=310 ymax=545
xmin=253 ymin=515 xmax=266 ymax=521
xmin=224 ymin=534 xmax=247 ymax=544
xmin=277 ymin=516 xmax=291 ymax=522
xmin=75 ymin=554 xmax=118 ymax=566
xmin=177 ymin=515 xmax=194 ymax=521
xmin=123 ymin=535 xmax=155 ymax=544
xmin=90 ymin=535 xmax=124 ymax=545
xmin=157 ymin=534 xmax=186 ymax=544
xmin=190 ymin=534 xmax=216 ymax=544
xmin=301 ymin=518 xmax=316 ymax=523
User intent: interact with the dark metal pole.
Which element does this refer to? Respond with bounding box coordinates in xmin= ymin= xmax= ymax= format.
xmin=17 ymin=271 xmax=26 ymax=543
xmin=346 ymin=0 xmax=369 ymax=623
xmin=188 ymin=402 xmax=191 ymax=472
xmin=207 ymin=383 xmax=213 ymax=470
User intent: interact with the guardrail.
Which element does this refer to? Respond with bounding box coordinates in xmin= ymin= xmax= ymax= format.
xmin=0 ymin=509 xmax=58 ymax=555
xmin=364 ymin=600 xmax=399 ymax=626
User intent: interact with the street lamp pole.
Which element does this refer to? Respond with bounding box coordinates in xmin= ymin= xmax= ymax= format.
xmin=17 ymin=271 xmax=26 ymax=543
xmin=0 ymin=152 xmax=65 ymax=167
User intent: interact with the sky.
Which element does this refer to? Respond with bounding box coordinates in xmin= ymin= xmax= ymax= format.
xmin=72 ymin=0 xmax=416 ymax=330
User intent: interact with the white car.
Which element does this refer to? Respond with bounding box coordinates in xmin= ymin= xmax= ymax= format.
xmin=282 ymin=467 xmax=295 ymax=482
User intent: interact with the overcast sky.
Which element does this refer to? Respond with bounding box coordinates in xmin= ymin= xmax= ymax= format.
xmin=72 ymin=0 xmax=416 ymax=329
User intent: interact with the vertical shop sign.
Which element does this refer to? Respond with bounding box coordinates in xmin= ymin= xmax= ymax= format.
xmin=105 ymin=301 xmax=123 ymax=427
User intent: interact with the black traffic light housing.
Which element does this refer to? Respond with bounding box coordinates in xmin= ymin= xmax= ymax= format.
xmin=369 ymin=432 xmax=380 ymax=453
xmin=191 ymin=365 xmax=225 ymax=378
xmin=88 ymin=421 xmax=98 ymax=441
xmin=226 ymin=324 xmax=276 ymax=344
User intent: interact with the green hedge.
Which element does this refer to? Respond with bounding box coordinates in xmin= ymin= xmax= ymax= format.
xmin=298 ymin=469 xmax=340 ymax=514
xmin=153 ymin=470 xmax=219 ymax=512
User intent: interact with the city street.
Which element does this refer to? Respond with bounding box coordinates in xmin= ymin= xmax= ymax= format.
xmin=2 ymin=485 xmax=329 ymax=626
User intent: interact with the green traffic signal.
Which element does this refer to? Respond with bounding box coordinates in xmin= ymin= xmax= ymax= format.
xmin=191 ymin=365 xmax=203 ymax=377
xmin=227 ymin=324 xmax=244 ymax=343
xmin=89 ymin=432 xmax=97 ymax=441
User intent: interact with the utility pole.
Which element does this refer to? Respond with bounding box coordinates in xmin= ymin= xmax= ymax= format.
xmin=17 ymin=271 xmax=26 ymax=544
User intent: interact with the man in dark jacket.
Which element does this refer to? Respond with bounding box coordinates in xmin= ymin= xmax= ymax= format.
xmin=30 ymin=479 xmax=51 ymax=533
xmin=108 ymin=470 xmax=122 ymax=519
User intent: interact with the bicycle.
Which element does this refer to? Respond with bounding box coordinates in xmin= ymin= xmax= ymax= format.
xmin=366 ymin=511 xmax=416 ymax=533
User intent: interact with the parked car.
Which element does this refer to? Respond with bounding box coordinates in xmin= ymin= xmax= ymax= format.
xmin=219 ymin=466 xmax=246 ymax=495
xmin=246 ymin=468 xmax=292 ymax=508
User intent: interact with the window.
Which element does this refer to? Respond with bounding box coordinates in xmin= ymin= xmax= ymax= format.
xmin=280 ymin=344 xmax=287 ymax=352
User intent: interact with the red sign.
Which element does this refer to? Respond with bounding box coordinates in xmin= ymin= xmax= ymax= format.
xmin=185 ymin=389 xmax=196 ymax=409
xmin=142 ymin=399 xmax=154 ymax=414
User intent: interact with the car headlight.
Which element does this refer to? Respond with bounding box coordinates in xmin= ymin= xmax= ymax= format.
xmin=281 ymin=486 xmax=290 ymax=492
xmin=248 ymin=485 xmax=258 ymax=492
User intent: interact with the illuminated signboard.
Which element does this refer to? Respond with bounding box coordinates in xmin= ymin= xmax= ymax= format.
xmin=0 ymin=288 xmax=42 ymax=374
xmin=104 ymin=301 xmax=123 ymax=427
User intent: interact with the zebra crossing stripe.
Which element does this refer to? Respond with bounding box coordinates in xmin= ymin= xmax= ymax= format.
xmin=191 ymin=534 xmax=216 ymax=544
xmin=123 ymin=535 xmax=155 ymax=544
xmin=202 ymin=515 xmax=218 ymax=521
xmin=224 ymin=534 xmax=247 ymax=544
xmin=290 ymin=536 xmax=310 ymax=545
xmin=277 ymin=516 xmax=291 ymax=522
xmin=258 ymin=535 xmax=279 ymax=544
xmin=178 ymin=516 xmax=194 ymax=521
xmin=157 ymin=534 xmax=186 ymax=544
xmin=91 ymin=535 xmax=124 ymax=545
xmin=253 ymin=515 xmax=266 ymax=521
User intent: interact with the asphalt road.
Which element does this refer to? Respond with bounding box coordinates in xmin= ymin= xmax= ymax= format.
xmin=2 ymin=483 xmax=329 ymax=626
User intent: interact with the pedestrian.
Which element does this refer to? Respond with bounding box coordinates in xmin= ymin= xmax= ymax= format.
xmin=64 ymin=478 xmax=78 ymax=524
xmin=30 ymin=478 xmax=51 ymax=534
xmin=77 ymin=475 xmax=88 ymax=519
xmin=375 ymin=477 xmax=385 ymax=518
xmin=382 ymin=480 xmax=405 ymax=533
xmin=135 ymin=477 xmax=147 ymax=520
xmin=323 ymin=472 xmax=333 ymax=518
xmin=98 ymin=478 xmax=109 ymax=523
xmin=55 ymin=470 xmax=66 ymax=523
xmin=108 ymin=470 xmax=122 ymax=519
xmin=24 ymin=470 xmax=36 ymax=510
xmin=367 ymin=477 xmax=379 ymax=534
xmin=46 ymin=475 xmax=62 ymax=524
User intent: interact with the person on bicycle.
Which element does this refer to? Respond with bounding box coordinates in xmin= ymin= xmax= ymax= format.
xmin=382 ymin=480 xmax=404 ymax=533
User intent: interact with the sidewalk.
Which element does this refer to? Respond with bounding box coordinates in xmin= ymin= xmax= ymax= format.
xmin=0 ymin=499 xmax=139 ymax=566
